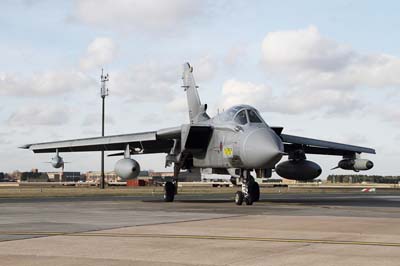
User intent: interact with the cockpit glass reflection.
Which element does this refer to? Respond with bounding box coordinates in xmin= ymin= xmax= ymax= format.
xmin=234 ymin=110 xmax=248 ymax=125
xmin=248 ymin=109 xmax=262 ymax=123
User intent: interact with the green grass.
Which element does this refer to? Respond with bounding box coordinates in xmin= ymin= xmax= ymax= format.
xmin=0 ymin=185 xmax=397 ymax=199
xmin=0 ymin=186 xmax=236 ymax=198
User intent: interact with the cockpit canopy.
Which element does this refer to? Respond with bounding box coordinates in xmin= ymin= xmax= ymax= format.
xmin=216 ymin=105 xmax=265 ymax=125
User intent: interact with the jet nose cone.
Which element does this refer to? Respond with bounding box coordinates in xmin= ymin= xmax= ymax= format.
xmin=241 ymin=128 xmax=284 ymax=168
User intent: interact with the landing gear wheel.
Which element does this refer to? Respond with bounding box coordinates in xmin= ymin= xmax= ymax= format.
xmin=164 ymin=181 xmax=175 ymax=202
xmin=230 ymin=176 xmax=238 ymax=186
xmin=245 ymin=196 xmax=253 ymax=205
xmin=235 ymin=191 xmax=244 ymax=205
xmin=250 ymin=182 xmax=260 ymax=202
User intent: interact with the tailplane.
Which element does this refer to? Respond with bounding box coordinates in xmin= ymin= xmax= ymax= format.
xmin=182 ymin=63 xmax=209 ymax=124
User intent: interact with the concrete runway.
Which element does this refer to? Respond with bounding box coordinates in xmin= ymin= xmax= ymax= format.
xmin=0 ymin=192 xmax=399 ymax=265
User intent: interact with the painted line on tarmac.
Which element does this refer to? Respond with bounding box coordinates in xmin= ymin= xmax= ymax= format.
xmin=1 ymin=231 xmax=400 ymax=247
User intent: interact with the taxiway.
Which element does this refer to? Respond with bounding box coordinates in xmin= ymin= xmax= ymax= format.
xmin=0 ymin=192 xmax=399 ymax=265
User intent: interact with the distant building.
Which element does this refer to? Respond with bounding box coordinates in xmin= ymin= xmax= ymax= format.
xmin=82 ymin=169 xmax=201 ymax=184
xmin=0 ymin=173 xmax=14 ymax=182
xmin=201 ymin=168 xmax=230 ymax=182
xmin=8 ymin=171 xmax=21 ymax=182
xmin=149 ymin=171 xmax=173 ymax=183
xmin=149 ymin=170 xmax=201 ymax=182
xmin=47 ymin=172 xmax=61 ymax=182
xmin=85 ymin=171 xmax=120 ymax=183
xmin=281 ymin=178 xmax=297 ymax=184
xmin=47 ymin=172 xmax=82 ymax=182
xmin=20 ymin=171 xmax=49 ymax=182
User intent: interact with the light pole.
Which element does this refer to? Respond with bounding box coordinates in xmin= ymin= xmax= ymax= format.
xmin=100 ymin=69 xmax=109 ymax=189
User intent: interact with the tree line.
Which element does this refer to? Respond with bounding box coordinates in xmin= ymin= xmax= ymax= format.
xmin=327 ymin=175 xmax=400 ymax=184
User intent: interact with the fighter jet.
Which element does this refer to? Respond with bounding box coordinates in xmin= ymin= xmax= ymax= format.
xmin=21 ymin=63 xmax=375 ymax=205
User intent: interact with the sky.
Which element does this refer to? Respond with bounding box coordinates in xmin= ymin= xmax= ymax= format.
xmin=0 ymin=0 xmax=399 ymax=178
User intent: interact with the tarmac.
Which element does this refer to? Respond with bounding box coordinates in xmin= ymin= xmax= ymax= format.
xmin=0 ymin=192 xmax=399 ymax=265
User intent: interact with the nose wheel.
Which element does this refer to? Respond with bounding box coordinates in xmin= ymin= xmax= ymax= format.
xmin=235 ymin=170 xmax=259 ymax=205
xmin=249 ymin=181 xmax=260 ymax=202
xmin=235 ymin=191 xmax=244 ymax=205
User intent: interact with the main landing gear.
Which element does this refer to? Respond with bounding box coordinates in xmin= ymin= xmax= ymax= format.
xmin=164 ymin=181 xmax=175 ymax=202
xmin=164 ymin=163 xmax=181 ymax=202
xmin=164 ymin=177 xmax=179 ymax=202
xmin=234 ymin=170 xmax=260 ymax=206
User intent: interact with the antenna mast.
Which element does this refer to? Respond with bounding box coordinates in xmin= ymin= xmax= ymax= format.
xmin=100 ymin=69 xmax=109 ymax=189
xmin=101 ymin=69 xmax=109 ymax=98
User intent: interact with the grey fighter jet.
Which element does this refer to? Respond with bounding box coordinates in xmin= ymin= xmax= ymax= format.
xmin=21 ymin=63 xmax=375 ymax=205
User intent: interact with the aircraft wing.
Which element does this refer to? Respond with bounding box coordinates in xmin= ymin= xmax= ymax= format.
xmin=280 ymin=134 xmax=376 ymax=156
xmin=20 ymin=127 xmax=181 ymax=154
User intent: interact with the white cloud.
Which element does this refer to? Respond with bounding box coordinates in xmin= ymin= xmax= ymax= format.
xmin=219 ymin=79 xmax=363 ymax=115
xmin=224 ymin=45 xmax=247 ymax=66
xmin=80 ymin=37 xmax=117 ymax=70
xmin=81 ymin=113 xmax=115 ymax=127
xmin=275 ymin=88 xmax=363 ymax=115
xmin=193 ymin=55 xmax=218 ymax=82
xmin=220 ymin=25 xmax=400 ymax=116
xmin=166 ymin=97 xmax=187 ymax=113
xmin=110 ymin=62 xmax=180 ymax=102
xmin=138 ymin=113 xmax=163 ymax=125
xmin=0 ymin=131 xmax=13 ymax=145
xmin=220 ymin=79 xmax=272 ymax=110
xmin=74 ymin=0 xmax=204 ymax=32
xmin=376 ymin=105 xmax=400 ymax=125
xmin=340 ymin=134 xmax=368 ymax=146
xmin=8 ymin=105 xmax=71 ymax=126
xmin=262 ymin=25 xmax=354 ymax=72
xmin=0 ymin=70 xmax=95 ymax=97
xmin=261 ymin=25 xmax=400 ymax=91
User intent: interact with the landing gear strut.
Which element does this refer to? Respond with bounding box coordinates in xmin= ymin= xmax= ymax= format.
xmin=235 ymin=170 xmax=259 ymax=205
xmin=164 ymin=181 xmax=175 ymax=202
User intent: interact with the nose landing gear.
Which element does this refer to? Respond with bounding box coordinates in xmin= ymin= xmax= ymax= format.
xmin=249 ymin=181 xmax=260 ymax=202
xmin=235 ymin=191 xmax=244 ymax=205
xmin=235 ymin=170 xmax=260 ymax=206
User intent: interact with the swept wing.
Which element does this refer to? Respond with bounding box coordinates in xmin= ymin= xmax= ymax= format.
xmin=21 ymin=127 xmax=181 ymax=154
xmin=280 ymin=133 xmax=376 ymax=156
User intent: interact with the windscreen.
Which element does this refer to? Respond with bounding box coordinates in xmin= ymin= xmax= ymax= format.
xmin=248 ymin=109 xmax=262 ymax=123
xmin=218 ymin=106 xmax=244 ymax=122
xmin=234 ymin=110 xmax=248 ymax=125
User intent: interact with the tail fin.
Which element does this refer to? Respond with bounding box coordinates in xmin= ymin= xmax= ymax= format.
xmin=182 ymin=63 xmax=209 ymax=124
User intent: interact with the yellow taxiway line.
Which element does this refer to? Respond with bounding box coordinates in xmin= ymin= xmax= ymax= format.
xmin=0 ymin=231 xmax=399 ymax=247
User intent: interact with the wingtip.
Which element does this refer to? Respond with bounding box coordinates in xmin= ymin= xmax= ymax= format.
xmin=19 ymin=144 xmax=31 ymax=149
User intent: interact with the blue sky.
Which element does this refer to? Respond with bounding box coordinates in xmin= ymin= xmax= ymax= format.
xmin=0 ymin=0 xmax=399 ymax=177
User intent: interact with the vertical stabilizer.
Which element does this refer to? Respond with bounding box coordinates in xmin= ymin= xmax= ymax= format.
xmin=182 ymin=63 xmax=209 ymax=123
